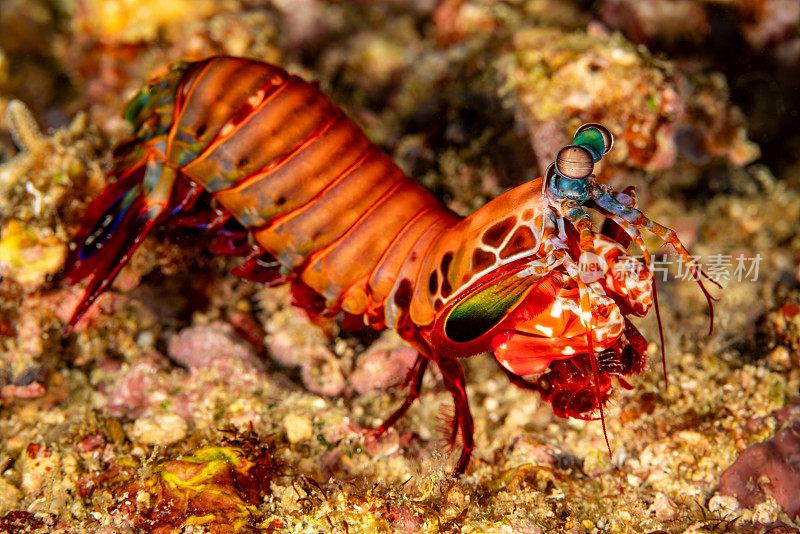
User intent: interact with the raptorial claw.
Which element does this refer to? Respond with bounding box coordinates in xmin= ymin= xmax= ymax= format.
xmin=62 ymin=153 xmax=200 ymax=332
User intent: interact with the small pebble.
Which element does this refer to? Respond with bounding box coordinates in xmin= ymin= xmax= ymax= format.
xmin=128 ymin=414 xmax=188 ymax=446
xmin=752 ymin=498 xmax=781 ymax=524
xmin=167 ymin=321 xmax=261 ymax=371
xmin=582 ymin=449 xmax=611 ymax=475
xmin=708 ymin=494 xmax=739 ymax=518
xmin=136 ymin=489 xmax=151 ymax=513
xmin=20 ymin=444 xmax=60 ymax=496
xmin=653 ymin=492 xmax=679 ymax=521
xmin=767 ymin=346 xmax=792 ymax=371
xmin=284 ymin=414 xmax=313 ymax=444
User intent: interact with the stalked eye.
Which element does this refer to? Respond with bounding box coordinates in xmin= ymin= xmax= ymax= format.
xmin=555 ymin=145 xmax=594 ymax=180
xmin=573 ymin=123 xmax=613 ymax=159
xmin=79 ymin=187 xmax=139 ymax=260
xmin=444 ymin=275 xmax=533 ymax=343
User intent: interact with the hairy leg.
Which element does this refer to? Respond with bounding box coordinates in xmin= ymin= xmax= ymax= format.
xmin=375 ymin=353 xmax=429 ymax=435
xmin=436 ymin=358 xmax=474 ymax=475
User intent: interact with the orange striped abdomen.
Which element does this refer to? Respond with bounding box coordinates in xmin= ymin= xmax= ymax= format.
xmin=165 ymin=57 xmax=458 ymax=323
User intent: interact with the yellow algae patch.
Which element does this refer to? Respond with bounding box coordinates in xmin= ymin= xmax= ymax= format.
xmin=0 ymin=220 xmax=66 ymax=288
xmin=74 ymin=0 xmax=218 ymax=44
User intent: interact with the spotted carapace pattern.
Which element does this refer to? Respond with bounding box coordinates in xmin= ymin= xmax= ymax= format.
xmin=63 ymin=57 xmax=717 ymax=474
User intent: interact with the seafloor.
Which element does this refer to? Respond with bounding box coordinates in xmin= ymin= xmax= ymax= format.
xmin=1 ymin=1 xmax=799 ymax=533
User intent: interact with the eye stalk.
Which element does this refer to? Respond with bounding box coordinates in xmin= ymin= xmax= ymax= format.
xmin=546 ymin=124 xmax=614 ymax=204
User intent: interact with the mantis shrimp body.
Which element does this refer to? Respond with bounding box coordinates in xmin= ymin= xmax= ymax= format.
xmin=63 ymin=56 xmax=716 ymax=474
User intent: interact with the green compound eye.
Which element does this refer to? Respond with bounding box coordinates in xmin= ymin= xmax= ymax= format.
xmin=444 ymin=275 xmax=533 ymax=343
xmin=572 ymin=123 xmax=613 ymax=162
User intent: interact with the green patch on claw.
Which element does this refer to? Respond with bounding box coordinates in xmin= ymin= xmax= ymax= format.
xmin=445 ymin=274 xmax=537 ymax=343
xmin=123 ymin=65 xmax=188 ymax=136
xmin=123 ymin=89 xmax=151 ymax=125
